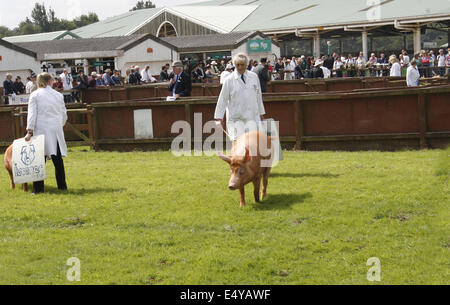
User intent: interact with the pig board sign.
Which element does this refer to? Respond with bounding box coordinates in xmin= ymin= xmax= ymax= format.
xmin=12 ymin=135 xmax=46 ymax=184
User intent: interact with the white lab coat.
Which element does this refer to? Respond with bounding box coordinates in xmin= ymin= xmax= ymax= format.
xmin=60 ymin=73 xmax=73 ymax=96
xmin=390 ymin=62 xmax=401 ymax=77
xmin=406 ymin=66 xmax=420 ymax=87
xmin=321 ymin=66 xmax=331 ymax=79
xmin=27 ymin=86 xmax=68 ymax=157
xmin=141 ymin=69 xmax=156 ymax=83
xmin=214 ymin=70 xmax=266 ymax=141
xmin=220 ymin=71 xmax=231 ymax=84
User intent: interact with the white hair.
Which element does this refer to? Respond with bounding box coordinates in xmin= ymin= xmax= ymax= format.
xmin=232 ymin=53 xmax=249 ymax=67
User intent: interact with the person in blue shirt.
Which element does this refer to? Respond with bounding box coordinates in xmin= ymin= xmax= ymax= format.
xmin=102 ymin=69 xmax=115 ymax=87
xmin=111 ymin=70 xmax=122 ymax=85
xmin=96 ymin=76 xmax=105 ymax=87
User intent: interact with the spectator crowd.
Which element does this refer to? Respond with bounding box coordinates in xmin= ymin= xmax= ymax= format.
xmin=2 ymin=47 xmax=450 ymax=104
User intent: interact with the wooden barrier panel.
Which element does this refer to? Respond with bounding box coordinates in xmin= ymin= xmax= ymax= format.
xmin=0 ymin=104 xmax=92 ymax=150
xmin=89 ymin=85 xmax=450 ymax=152
xmin=1 ymin=85 xmax=448 ymax=152
xmin=80 ymin=76 xmax=448 ymax=104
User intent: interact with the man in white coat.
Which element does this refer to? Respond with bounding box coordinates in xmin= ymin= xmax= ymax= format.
xmin=214 ymin=53 xmax=265 ymax=142
xmin=406 ymin=60 xmax=420 ymax=87
xmin=141 ymin=65 xmax=157 ymax=83
xmin=26 ymin=72 xmax=68 ymax=194
xmin=60 ymin=69 xmax=73 ymax=103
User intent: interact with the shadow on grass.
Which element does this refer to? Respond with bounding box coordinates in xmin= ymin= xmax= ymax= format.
xmin=43 ymin=186 xmax=126 ymax=195
xmin=254 ymin=192 xmax=313 ymax=210
xmin=270 ymin=172 xmax=340 ymax=179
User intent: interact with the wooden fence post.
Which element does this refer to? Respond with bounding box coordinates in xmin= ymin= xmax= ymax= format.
xmin=294 ymin=100 xmax=304 ymax=151
xmin=418 ymin=94 xmax=428 ymax=149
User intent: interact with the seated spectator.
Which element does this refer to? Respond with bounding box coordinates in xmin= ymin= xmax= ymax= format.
xmin=102 ymin=69 xmax=115 ymax=86
xmin=159 ymin=66 xmax=170 ymax=82
xmin=127 ymin=68 xmax=138 ymax=85
xmin=26 ymin=74 xmax=38 ymax=94
xmin=333 ymin=56 xmax=344 ymax=78
xmin=88 ymin=72 xmax=97 ymax=88
xmin=134 ymin=66 xmax=142 ymax=85
xmin=53 ymin=76 xmax=64 ymax=90
xmin=112 ymin=70 xmax=122 ymax=85
xmin=3 ymin=73 xmax=14 ymax=104
xmin=13 ymin=76 xmax=25 ymax=94
xmin=96 ymin=75 xmax=105 ymax=87
xmin=311 ymin=60 xmax=325 ymax=78
xmin=141 ymin=65 xmax=156 ymax=83
xmin=295 ymin=58 xmax=304 ymax=79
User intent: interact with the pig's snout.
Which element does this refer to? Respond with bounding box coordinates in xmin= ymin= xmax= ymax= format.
xmin=228 ymin=184 xmax=238 ymax=191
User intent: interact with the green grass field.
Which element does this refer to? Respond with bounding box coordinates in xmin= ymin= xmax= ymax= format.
xmin=0 ymin=147 xmax=448 ymax=284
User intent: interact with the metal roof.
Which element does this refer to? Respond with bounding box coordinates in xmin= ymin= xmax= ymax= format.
xmin=3 ymin=30 xmax=80 ymax=43
xmin=72 ymin=8 xmax=163 ymax=38
xmin=6 ymin=0 xmax=450 ymax=42
xmin=185 ymin=0 xmax=450 ymax=32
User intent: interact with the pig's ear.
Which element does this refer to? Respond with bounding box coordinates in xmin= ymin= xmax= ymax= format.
xmin=218 ymin=152 xmax=231 ymax=164
xmin=244 ymin=148 xmax=251 ymax=162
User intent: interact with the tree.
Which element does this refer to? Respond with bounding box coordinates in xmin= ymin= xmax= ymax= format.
xmin=130 ymin=1 xmax=156 ymax=11
xmin=31 ymin=3 xmax=51 ymax=32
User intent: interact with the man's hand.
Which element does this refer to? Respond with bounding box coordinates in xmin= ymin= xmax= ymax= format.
xmin=260 ymin=115 xmax=266 ymax=121
xmin=169 ymin=78 xmax=175 ymax=85
xmin=174 ymin=94 xmax=180 ymax=98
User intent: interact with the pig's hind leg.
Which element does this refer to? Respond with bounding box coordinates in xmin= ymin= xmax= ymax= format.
xmin=8 ymin=170 xmax=15 ymax=189
xmin=261 ymin=167 xmax=271 ymax=200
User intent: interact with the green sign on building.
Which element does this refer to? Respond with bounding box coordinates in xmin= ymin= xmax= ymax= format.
xmin=248 ymin=39 xmax=272 ymax=53
xmin=92 ymin=61 xmax=104 ymax=67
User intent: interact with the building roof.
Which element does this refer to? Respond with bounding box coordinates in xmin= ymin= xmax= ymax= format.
xmin=191 ymin=0 xmax=450 ymax=33
xmin=6 ymin=0 xmax=450 ymax=42
xmin=0 ymin=39 xmax=37 ymax=58
xmin=165 ymin=6 xmax=258 ymax=33
xmin=72 ymin=8 xmax=163 ymax=38
xmin=3 ymin=30 xmax=80 ymax=43
xmin=161 ymin=31 xmax=264 ymax=52
xmin=14 ymin=34 xmax=175 ymax=60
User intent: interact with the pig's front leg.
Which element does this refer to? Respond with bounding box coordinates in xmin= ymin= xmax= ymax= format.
xmin=239 ymin=186 xmax=246 ymax=207
xmin=253 ymin=176 xmax=261 ymax=203
xmin=261 ymin=167 xmax=270 ymax=200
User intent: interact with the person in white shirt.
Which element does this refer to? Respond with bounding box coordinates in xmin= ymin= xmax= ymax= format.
xmin=333 ymin=57 xmax=344 ymax=77
xmin=389 ymin=55 xmax=401 ymax=77
xmin=25 ymin=72 xmax=68 ymax=194
xmin=356 ymin=51 xmax=367 ymax=77
xmin=220 ymin=64 xmax=233 ymax=84
xmin=60 ymin=69 xmax=73 ymax=103
xmin=25 ymin=74 xmax=37 ymax=94
xmin=436 ymin=49 xmax=446 ymax=77
xmin=406 ymin=60 xmax=420 ymax=87
xmin=141 ymin=65 xmax=156 ymax=83
xmin=214 ymin=53 xmax=265 ymax=141
xmin=284 ymin=59 xmax=296 ymax=80
xmin=321 ymin=64 xmax=331 ymax=79
xmin=402 ymin=50 xmax=410 ymax=67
